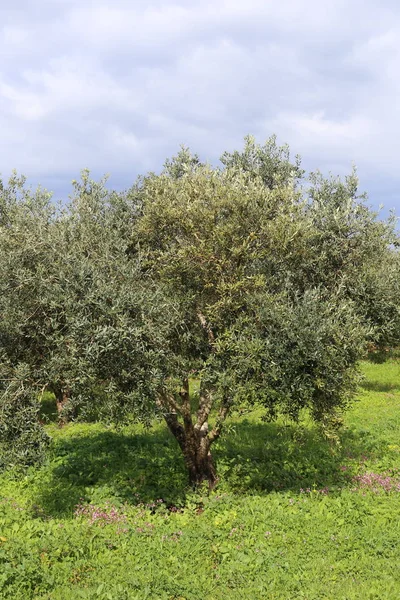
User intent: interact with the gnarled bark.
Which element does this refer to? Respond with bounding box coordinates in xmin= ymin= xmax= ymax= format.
xmin=183 ymin=429 xmax=217 ymax=488
xmin=159 ymin=380 xmax=229 ymax=489
xmin=51 ymin=384 xmax=70 ymax=427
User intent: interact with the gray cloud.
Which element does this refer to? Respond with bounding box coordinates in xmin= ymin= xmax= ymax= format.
xmin=0 ymin=0 xmax=399 ymax=213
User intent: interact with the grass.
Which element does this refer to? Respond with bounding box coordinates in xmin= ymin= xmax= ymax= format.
xmin=1 ymin=358 xmax=400 ymax=599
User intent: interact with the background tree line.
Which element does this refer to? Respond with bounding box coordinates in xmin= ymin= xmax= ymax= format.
xmin=1 ymin=136 xmax=399 ymax=486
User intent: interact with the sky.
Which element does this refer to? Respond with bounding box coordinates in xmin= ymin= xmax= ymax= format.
xmin=1 ymin=0 xmax=399 ymax=215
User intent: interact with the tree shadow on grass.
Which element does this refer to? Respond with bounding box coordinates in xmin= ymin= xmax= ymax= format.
xmin=33 ymin=419 xmax=382 ymax=518
xmin=214 ymin=420 xmax=380 ymax=494
xmin=360 ymin=380 xmax=400 ymax=393
xmin=35 ymin=425 xmax=187 ymax=518
xmin=367 ymin=349 xmax=400 ymax=364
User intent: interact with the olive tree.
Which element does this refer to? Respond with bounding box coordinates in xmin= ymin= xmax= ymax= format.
xmin=129 ymin=165 xmax=366 ymax=486
xmin=301 ymin=169 xmax=400 ymax=346
xmin=1 ymin=139 xmax=397 ymax=487
xmin=0 ymin=361 xmax=50 ymax=469
xmin=0 ymin=171 xmax=178 ymax=467
xmin=0 ymin=173 xmax=57 ymax=464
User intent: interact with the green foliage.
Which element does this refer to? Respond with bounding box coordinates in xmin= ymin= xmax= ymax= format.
xmin=220 ymin=134 xmax=304 ymax=188
xmin=1 ymin=360 xmax=400 ymax=598
xmin=133 ymin=160 xmax=369 ymax=483
xmin=0 ymin=170 xmax=179 ymax=436
xmin=355 ymin=250 xmax=400 ymax=348
xmin=0 ymin=136 xmax=399 ymax=484
xmin=162 ymin=145 xmax=204 ymax=179
xmin=211 ymin=289 xmax=365 ymax=423
xmin=302 ymin=169 xmax=400 ymax=346
xmin=39 ymin=392 xmax=58 ymax=424
xmin=0 ymin=363 xmax=50 ymax=469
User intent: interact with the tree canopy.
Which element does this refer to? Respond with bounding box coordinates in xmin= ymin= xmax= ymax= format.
xmin=1 ymin=137 xmax=399 ymax=485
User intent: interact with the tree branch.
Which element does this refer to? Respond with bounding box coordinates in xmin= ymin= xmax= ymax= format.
xmin=195 ymin=390 xmax=213 ymax=430
xmin=179 ymin=377 xmax=192 ymax=427
xmin=157 ymin=391 xmax=182 ymax=415
xmin=208 ymin=403 xmax=230 ymax=443
xmin=198 ymin=312 xmax=215 ymax=345
xmin=157 ymin=395 xmax=186 ymax=450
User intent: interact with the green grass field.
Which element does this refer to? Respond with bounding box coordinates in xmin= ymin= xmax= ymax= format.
xmin=1 ymin=358 xmax=400 ymax=599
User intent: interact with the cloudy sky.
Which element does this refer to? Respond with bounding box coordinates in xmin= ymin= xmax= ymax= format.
xmin=1 ymin=0 xmax=399 ymax=214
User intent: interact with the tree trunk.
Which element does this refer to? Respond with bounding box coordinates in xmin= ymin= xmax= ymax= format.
xmin=183 ymin=433 xmax=217 ymax=489
xmin=162 ymin=407 xmax=219 ymax=489
xmin=160 ymin=382 xmax=228 ymax=489
xmin=54 ymin=387 xmax=70 ymax=427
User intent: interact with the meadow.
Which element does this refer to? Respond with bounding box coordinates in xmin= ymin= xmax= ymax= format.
xmin=1 ymin=356 xmax=400 ymax=599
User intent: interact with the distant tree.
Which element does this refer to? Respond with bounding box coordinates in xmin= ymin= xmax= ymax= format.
xmin=354 ymin=249 xmax=400 ymax=349
xmin=0 ymin=170 xmax=176 ymax=434
xmin=0 ymin=173 xmax=56 ymax=465
xmin=0 ymin=361 xmax=50 ymax=469
xmin=300 ymin=169 xmax=400 ymax=347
